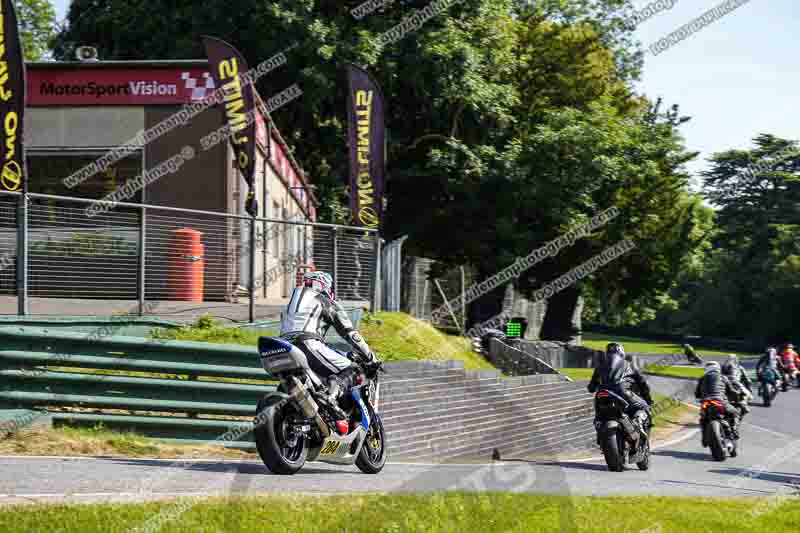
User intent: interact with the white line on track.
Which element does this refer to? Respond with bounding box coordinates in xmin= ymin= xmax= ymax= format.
xmin=744 ymin=423 xmax=792 ymax=439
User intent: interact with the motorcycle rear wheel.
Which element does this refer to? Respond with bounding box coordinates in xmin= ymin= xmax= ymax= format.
xmin=254 ymin=396 xmax=308 ymax=475
xmin=762 ymin=384 xmax=772 ymax=407
xmin=602 ymin=431 xmax=624 ymax=472
xmin=707 ymin=420 xmax=726 ymax=462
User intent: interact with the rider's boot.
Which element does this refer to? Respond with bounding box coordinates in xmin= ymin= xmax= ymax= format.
xmin=325 ymin=376 xmax=349 ymax=422
xmin=729 ymin=415 xmax=741 ymax=440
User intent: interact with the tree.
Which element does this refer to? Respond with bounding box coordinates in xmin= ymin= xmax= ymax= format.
xmin=52 ymin=1 xmax=704 ymax=339
xmin=697 ymin=134 xmax=800 ymax=342
xmin=15 ymin=0 xmax=56 ymax=60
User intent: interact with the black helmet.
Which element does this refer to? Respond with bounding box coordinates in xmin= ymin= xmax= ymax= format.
xmin=721 ymin=363 xmax=735 ymax=376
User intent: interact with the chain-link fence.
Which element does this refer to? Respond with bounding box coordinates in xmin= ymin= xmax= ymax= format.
xmin=0 ymin=190 xmax=379 ymax=323
xmin=402 ymin=256 xmax=479 ymax=332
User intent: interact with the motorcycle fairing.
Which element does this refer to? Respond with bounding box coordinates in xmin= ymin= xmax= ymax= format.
xmin=315 ymin=425 xmax=368 ymax=465
xmin=351 ymin=389 xmax=371 ymax=429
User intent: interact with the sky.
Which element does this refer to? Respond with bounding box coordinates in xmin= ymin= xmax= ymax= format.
xmin=50 ymin=0 xmax=797 ymax=185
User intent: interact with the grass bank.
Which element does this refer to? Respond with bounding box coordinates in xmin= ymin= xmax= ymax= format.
xmin=1 ymin=494 xmax=797 ymax=532
xmin=645 ymin=365 xmax=705 ymax=379
xmin=558 ymin=367 xmax=595 ymax=381
xmin=581 ymin=332 xmax=758 ymax=358
xmin=0 ymin=425 xmax=255 ymax=459
xmin=358 ymin=312 xmax=495 ymax=370
xmin=151 ymin=312 xmax=495 ymax=371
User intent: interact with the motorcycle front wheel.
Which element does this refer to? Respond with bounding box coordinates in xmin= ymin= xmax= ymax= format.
xmin=636 ymin=439 xmax=650 ymax=471
xmin=602 ymin=430 xmax=624 ymax=472
xmin=254 ymin=396 xmax=308 ymax=475
xmin=356 ymin=414 xmax=387 ymax=474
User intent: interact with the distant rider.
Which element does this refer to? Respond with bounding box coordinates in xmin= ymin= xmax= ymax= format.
xmin=683 ymin=343 xmax=704 ymax=365
xmin=780 ymin=343 xmax=798 ymax=385
xmin=722 ymin=354 xmax=752 ymax=394
xmin=588 ymin=343 xmax=654 ymax=434
xmin=721 ymin=357 xmax=751 ymax=416
xmin=695 ymin=361 xmax=742 ymax=440
xmin=279 ymin=271 xmax=379 ymax=419
xmin=756 ymin=347 xmax=783 ymax=391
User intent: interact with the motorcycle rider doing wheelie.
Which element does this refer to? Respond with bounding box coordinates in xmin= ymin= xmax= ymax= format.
xmin=279 ymin=271 xmax=379 ymax=425
xmin=588 ymin=343 xmax=654 ymax=438
xmin=695 ymin=362 xmax=742 ymax=441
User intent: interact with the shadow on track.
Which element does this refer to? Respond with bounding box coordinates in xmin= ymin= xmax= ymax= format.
xmin=103 ymin=458 xmax=348 ymax=476
xmin=651 ymin=449 xmax=709 ymax=462
xmin=502 ymin=459 xmax=609 ymax=472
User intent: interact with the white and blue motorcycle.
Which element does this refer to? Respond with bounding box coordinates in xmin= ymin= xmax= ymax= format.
xmin=254 ymin=336 xmax=387 ymax=475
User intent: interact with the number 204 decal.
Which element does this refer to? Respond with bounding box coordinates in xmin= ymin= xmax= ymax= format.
xmin=320 ymin=440 xmax=342 ymax=455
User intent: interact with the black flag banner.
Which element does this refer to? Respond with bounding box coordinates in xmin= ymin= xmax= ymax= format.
xmin=0 ymin=0 xmax=26 ymax=193
xmin=346 ymin=64 xmax=385 ymax=229
xmin=202 ymin=36 xmax=258 ymax=216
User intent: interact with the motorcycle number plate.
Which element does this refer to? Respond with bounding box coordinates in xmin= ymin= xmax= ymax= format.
xmin=320 ymin=440 xmax=342 ymax=456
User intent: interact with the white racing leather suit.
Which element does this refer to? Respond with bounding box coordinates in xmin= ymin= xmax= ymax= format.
xmin=280 ymin=286 xmax=376 ymax=387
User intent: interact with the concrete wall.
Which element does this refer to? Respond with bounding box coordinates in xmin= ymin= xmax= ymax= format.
xmin=380 ymin=360 xmax=596 ymax=460
xmin=491 ymin=339 xmax=600 ymax=370
xmin=485 ymin=338 xmax=562 ymax=376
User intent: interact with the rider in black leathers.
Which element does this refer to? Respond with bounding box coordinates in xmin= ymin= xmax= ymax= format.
xmin=588 ymin=343 xmax=654 ymax=433
xmin=721 ymin=359 xmax=751 ymax=416
xmin=695 ymin=361 xmax=742 ymax=439
xmin=722 ymin=354 xmax=752 ymax=394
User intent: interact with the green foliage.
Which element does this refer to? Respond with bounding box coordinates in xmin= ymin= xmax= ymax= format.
xmin=153 ymin=321 xmax=268 ymax=346
xmin=51 ymin=1 xmax=701 ymax=338
xmin=641 ymin=134 xmax=800 ymax=344
xmin=15 ymin=0 xmax=56 ymax=60
xmin=194 ymin=314 xmax=216 ymax=330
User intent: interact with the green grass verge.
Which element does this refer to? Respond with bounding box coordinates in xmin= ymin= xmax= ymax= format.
xmin=0 ymin=424 xmax=255 ymax=459
xmin=558 ymin=367 xmax=595 ymax=381
xmin=645 ymin=365 xmax=705 ymax=380
xmin=581 ymin=332 xmax=758 ymax=358
xmin=150 ymin=312 xmax=496 ymax=371
xmin=1 ymin=494 xmax=797 ymax=532
xmin=360 ymin=312 xmax=495 ymax=370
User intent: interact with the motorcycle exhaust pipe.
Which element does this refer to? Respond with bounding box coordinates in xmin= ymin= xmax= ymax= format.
xmin=289 ymin=377 xmax=330 ymax=438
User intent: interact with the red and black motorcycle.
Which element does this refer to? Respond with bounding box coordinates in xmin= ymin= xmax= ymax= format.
xmin=700 ymin=399 xmax=738 ymax=461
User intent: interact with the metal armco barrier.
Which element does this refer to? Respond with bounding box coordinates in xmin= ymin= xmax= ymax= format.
xmin=0 ymin=325 xmax=274 ymax=448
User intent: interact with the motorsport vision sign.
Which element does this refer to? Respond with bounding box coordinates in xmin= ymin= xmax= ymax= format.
xmin=202 ymin=36 xmax=258 ymax=216
xmin=0 ymin=0 xmax=26 ymax=193
xmin=346 ymin=64 xmax=385 ymax=230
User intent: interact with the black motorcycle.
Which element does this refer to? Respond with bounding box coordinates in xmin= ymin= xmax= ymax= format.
xmin=758 ymin=369 xmax=779 ymax=407
xmin=253 ymin=336 xmax=387 ymax=475
xmin=700 ymin=399 xmax=737 ymax=461
xmin=593 ymin=389 xmax=650 ymax=472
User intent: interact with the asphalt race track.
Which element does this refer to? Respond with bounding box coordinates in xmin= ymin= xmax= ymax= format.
xmin=1 ymin=376 xmax=798 ymax=505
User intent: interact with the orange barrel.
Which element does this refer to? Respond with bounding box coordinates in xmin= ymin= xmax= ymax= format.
xmin=168 ymin=228 xmax=204 ymax=302
xmin=295 ymin=263 xmax=316 ymax=287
